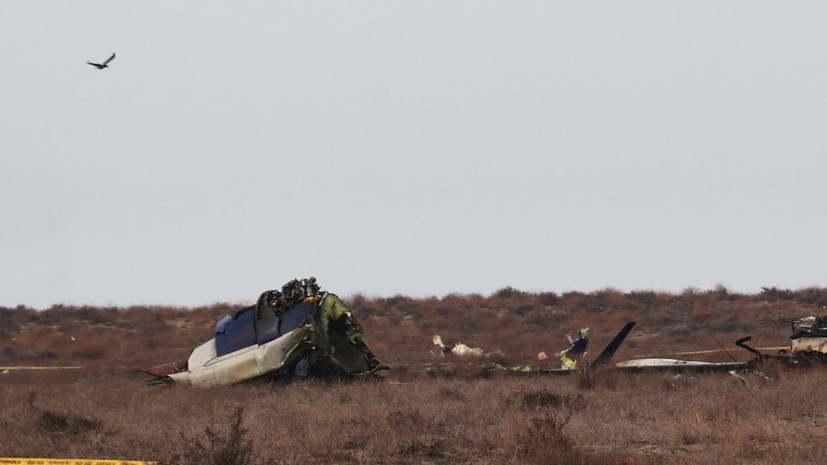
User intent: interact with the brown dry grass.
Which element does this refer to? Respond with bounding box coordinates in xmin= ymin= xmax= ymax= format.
xmin=1 ymin=286 xmax=827 ymax=463
xmin=1 ymin=366 xmax=826 ymax=464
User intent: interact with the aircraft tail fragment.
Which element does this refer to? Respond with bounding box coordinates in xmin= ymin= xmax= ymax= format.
xmin=590 ymin=321 xmax=636 ymax=368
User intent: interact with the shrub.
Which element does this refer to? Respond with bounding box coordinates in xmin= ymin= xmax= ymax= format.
xmin=28 ymin=391 xmax=102 ymax=436
xmin=180 ymin=407 xmax=264 ymax=465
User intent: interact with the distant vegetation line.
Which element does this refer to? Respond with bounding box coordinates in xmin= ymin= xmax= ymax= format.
xmin=1 ymin=286 xmax=825 ymax=369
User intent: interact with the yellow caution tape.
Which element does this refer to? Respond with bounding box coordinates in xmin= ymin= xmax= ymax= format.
xmin=635 ymin=347 xmax=790 ymax=358
xmin=0 ymin=367 xmax=83 ymax=370
xmin=0 ymin=459 xmax=165 ymax=465
xmin=671 ymin=346 xmax=789 ymax=356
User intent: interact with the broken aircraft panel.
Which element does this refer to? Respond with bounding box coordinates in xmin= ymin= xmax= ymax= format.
xmin=614 ymin=358 xmax=749 ymax=371
xmin=144 ymin=278 xmax=388 ymax=386
xmin=790 ymin=315 xmax=827 ymax=354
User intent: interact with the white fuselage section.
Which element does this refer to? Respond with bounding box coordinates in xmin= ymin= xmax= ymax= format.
xmin=169 ymin=327 xmax=311 ymax=387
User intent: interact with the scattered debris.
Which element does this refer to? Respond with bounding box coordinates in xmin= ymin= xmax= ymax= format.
xmin=729 ymin=370 xmax=747 ymax=384
xmin=557 ymin=328 xmax=589 ymax=369
xmin=432 ymin=335 xmax=484 ymax=356
xmin=733 ymin=315 xmax=827 ymax=368
xmin=484 ymin=322 xmax=636 ymax=375
xmin=620 ymin=314 xmax=827 ymax=375
xmin=483 ymin=363 xmax=533 ymax=373
xmin=144 ymin=277 xmax=388 ymax=387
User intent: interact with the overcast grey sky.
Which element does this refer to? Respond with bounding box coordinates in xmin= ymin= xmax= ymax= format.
xmin=2 ymin=2 xmax=825 ymax=309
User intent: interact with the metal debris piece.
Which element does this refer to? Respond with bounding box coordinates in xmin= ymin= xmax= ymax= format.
xmin=433 ymin=335 xmax=484 ymax=356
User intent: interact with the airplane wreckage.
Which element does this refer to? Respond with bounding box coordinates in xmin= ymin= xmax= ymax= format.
xmin=144 ymin=278 xmax=388 ymax=387
xmin=613 ymin=315 xmax=827 ymax=373
xmin=480 ymin=316 xmax=827 ymax=376
xmin=145 ymin=277 xmax=827 ymax=386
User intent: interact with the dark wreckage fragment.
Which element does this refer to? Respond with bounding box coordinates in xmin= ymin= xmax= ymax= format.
xmin=145 ymin=277 xmax=388 ymax=386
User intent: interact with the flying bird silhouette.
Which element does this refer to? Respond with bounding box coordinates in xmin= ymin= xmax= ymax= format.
xmin=87 ymin=52 xmax=115 ymax=69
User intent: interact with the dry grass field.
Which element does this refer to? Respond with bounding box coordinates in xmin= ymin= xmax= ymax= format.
xmin=1 ymin=286 xmax=827 ymax=464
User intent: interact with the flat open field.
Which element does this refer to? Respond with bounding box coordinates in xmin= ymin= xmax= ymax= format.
xmin=1 ymin=287 xmax=826 ymax=464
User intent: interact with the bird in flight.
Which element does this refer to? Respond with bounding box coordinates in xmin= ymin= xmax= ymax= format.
xmin=87 ymin=52 xmax=116 ymax=69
